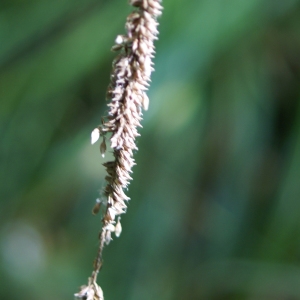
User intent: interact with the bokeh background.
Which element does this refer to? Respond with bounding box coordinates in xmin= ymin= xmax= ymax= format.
xmin=1 ymin=0 xmax=300 ymax=299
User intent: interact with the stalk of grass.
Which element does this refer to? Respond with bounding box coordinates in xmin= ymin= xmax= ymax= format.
xmin=75 ymin=1 xmax=162 ymax=299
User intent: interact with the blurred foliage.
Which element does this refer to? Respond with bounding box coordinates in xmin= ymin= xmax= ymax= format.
xmin=1 ymin=0 xmax=300 ymax=299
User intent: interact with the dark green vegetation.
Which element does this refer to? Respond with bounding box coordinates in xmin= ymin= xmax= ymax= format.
xmin=1 ymin=0 xmax=300 ymax=299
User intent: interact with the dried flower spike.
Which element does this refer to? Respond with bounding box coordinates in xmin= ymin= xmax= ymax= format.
xmin=76 ymin=0 xmax=162 ymax=298
xmin=92 ymin=198 xmax=102 ymax=215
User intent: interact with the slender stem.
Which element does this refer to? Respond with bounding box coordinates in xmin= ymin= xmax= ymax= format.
xmin=91 ymin=228 xmax=106 ymax=282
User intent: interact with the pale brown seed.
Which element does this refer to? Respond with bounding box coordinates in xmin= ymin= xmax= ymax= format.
xmin=92 ymin=199 xmax=102 ymax=215
xmin=106 ymin=223 xmax=115 ymax=232
xmin=100 ymin=138 xmax=107 ymax=158
xmin=105 ymin=230 xmax=112 ymax=245
xmin=115 ymin=218 xmax=122 ymax=237
xmin=141 ymin=93 xmax=149 ymax=110
xmin=91 ymin=128 xmax=100 ymax=145
xmin=111 ymin=44 xmax=123 ymax=52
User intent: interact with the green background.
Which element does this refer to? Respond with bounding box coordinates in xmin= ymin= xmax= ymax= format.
xmin=1 ymin=0 xmax=300 ymax=299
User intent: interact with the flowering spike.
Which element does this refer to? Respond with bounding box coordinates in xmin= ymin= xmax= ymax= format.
xmin=79 ymin=0 xmax=163 ymax=297
xmin=97 ymin=0 xmax=162 ymax=256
